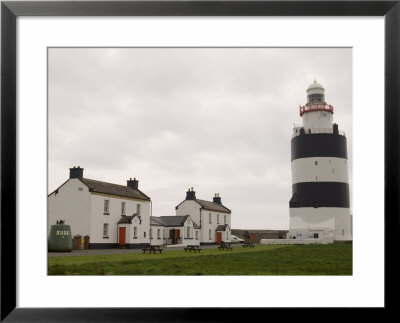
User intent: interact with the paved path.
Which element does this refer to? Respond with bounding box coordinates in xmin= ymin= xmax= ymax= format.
xmin=48 ymin=244 xmax=228 ymax=257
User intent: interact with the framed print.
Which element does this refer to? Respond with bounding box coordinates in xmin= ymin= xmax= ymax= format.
xmin=1 ymin=0 xmax=399 ymax=321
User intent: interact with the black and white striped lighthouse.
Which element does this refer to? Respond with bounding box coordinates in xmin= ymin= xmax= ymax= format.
xmin=289 ymin=80 xmax=352 ymax=241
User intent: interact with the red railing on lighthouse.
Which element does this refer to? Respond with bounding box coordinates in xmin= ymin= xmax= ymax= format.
xmin=299 ymin=104 xmax=334 ymax=116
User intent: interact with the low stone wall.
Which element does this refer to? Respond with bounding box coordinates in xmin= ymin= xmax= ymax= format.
xmin=260 ymin=237 xmax=334 ymax=245
xmin=232 ymin=229 xmax=288 ymax=241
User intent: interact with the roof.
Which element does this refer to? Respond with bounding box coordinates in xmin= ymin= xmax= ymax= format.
xmin=150 ymin=215 xmax=200 ymax=228
xmin=216 ymin=224 xmax=230 ymax=232
xmin=306 ymin=80 xmax=325 ymax=97
xmin=79 ymin=178 xmax=150 ymax=201
xmin=194 ymin=199 xmax=231 ymax=213
xmin=307 ymin=79 xmax=324 ymax=91
xmin=118 ymin=214 xmax=141 ymax=224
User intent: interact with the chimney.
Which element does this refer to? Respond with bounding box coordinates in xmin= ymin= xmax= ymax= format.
xmin=213 ymin=193 xmax=222 ymax=204
xmin=186 ymin=187 xmax=196 ymax=200
xmin=69 ymin=166 xmax=84 ymax=179
xmin=127 ymin=177 xmax=139 ymax=190
xmin=333 ymin=123 xmax=339 ymax=135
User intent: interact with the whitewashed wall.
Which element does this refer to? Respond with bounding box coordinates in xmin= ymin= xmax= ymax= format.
xmin=182 ymin=217 xmax=200 ymax=246
xmin=289 ymin=207 xmax=351 ymax=240
xmin=47 ymin=179 xmax=91 ymax=237
xmin=89 ymin=193 xmax=150 ymax=244
xmin=302 ymin=110 xmax=333 ymax=130
xmin=200 ymin=209 xmax=230 ymax=243
xmin=149 ymin=224 xmax=164 ymax=246
xmin=335 ymin=211 xmax=353 ymax=241
xmin=176 ymin=200 xmax=232 ymax=244
xmin=175 ymin=200 xmax=201 ymax=226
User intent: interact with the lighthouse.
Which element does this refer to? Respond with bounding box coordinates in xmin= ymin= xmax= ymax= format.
xmin=289 ymin=80 xmax=352 ymax=242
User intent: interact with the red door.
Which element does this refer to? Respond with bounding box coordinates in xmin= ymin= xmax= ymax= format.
xmin=119 ymin=227 xmax=126 ymax=245
xmin=216 ymin=232 xmax=222 ymax=244
xmin=175 ymin=229 xmax=180 ymax=244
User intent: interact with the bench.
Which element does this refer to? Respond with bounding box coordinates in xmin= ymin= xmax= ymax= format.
xmin=218 ymin=242 xmax=233 ymax=250
xmin=184 ymin=245 xmax=202 ymax=253
xmin=142 ymin=245 xmax=164 ymax=254
xmin=242 ymin=242 xmax=255 ymax=248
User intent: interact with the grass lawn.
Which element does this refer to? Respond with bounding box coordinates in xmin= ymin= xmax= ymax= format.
xmin=48 ymin=243 xmax=352 ymax=275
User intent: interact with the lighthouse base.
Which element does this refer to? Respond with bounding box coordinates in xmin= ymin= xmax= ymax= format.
xmin=289 ymin=207 xmax=352 ymax=241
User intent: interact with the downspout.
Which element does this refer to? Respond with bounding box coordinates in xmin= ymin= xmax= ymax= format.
xmin=150 ymin=200 xmax=152 ymax=246
xmin=200 ymin=207 xmax=203 ymax=244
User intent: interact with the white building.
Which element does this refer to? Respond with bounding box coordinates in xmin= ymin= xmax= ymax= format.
xmin=48 ymin=166 xmax=151 ymax=249
xmin=175 ymin=188 xmax=232 ymax=244
xmin=49 ymin=168 xmax=233 ymax=249
xmin=150 ymin=215 xmax=201 ymax=246
xmin=288 ymin=80 xmax=352 ymax=242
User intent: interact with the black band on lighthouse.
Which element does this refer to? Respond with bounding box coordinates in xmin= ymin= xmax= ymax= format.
xmin=289 ymin=182 xmax=350 ymax=208
xmin=291 ymin=133 xmax=348 ymax=161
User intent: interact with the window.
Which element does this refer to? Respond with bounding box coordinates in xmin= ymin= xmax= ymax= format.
xmin=187 ymin=226 xmax=190 ymax=238
xmin=121 ymin=202 xmax=126 ymax=215
xmin=313 ymin=233 xmax=319 ymax=239
xmin=209 ymin=213 xmax=212 ymax=224
xmin=136 ymin=204 xmax=141 ymax=215
xmin=103 ymin=223 xmax=109 ymax=237
xmin=195 ymin=231 xmax=199 ymax=240
xmin=217 ymin=214 xmax=219 ymax=224
xmin=157 ymin=229 xmax=161 ymax=239
xmin=209 ymin=229 xmax=212 ymax=240
xmin=104 ymin=200 xmax=109 ymax=214
xmin=144 ymin=231 xmax=146 ymax=238
xmin=133 ymin=226 xmax=137 ymax=238
xmin=308 ymin=93 xmax=324 ymax=103
xmin=150 ymin=228 xmax=153 ymax=239
xmin=224 ymin=214 xmax=226 ymax=224
xmin=315 ymin=161 xmax=318 ymax=165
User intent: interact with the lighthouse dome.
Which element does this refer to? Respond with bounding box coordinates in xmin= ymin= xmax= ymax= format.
xmin=306 ymin=79 xmax=325 ymax=102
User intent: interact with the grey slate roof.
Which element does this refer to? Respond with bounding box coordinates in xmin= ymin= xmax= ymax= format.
xmin=118 ymin=214 xmax=142 ymax=224
xmin=216 ymin=224 xmax=230 ymax=232
xmin=79 ymin=178 xmax=150 ymax=201
xmin=150 ymin=215 xmax=200 ymax=228
xmin=118 ymin=215 xmax=134 ymax=224
xmin=194 ymin=199 xmax=231 ymax=213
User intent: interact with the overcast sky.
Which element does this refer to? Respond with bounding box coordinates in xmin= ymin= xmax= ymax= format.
xmin=48 ymin=48 xmax=352 ymax=230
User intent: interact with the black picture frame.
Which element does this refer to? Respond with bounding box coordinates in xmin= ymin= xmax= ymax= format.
xmin=1 ymin=0 xmax=399 ymax=321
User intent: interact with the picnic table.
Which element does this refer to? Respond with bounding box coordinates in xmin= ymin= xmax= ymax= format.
xmin=218 ymin=242 xmax=233 ymax=250
xmin=242 ymin=242 xmax=255 ymax=248
xmin=142 ymin=245 xmax=163 ymax=254
xmin=184 ymin=245 xmax=202 ymax=253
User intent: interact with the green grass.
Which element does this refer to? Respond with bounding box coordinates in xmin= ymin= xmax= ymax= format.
xmin=48 ymin=244 xmax=352 ymax=276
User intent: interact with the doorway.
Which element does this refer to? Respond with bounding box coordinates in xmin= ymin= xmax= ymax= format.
xmin=216 ymin=232 xmax=222 ymax=244
xmin=119 ymin=227 xmax=126 ymax=246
